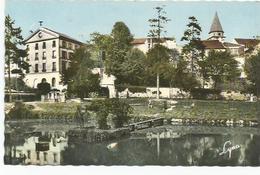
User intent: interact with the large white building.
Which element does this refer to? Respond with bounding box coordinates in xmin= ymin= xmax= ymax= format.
xmin=23 ymin=27 xmax=83 ymax=90
xmin=131 ymin=37 xmax=182 ymax=54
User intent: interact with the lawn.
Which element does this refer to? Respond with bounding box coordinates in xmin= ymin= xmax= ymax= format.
xmin=130 ymin=99 xmax=260 ymax=121
xmin=18 ymin=99 xmax=259 ymax=121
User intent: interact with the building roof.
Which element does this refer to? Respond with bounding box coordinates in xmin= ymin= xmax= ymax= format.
xmin=234 ymin=38 xmax=260 ymax=48
xmin=131 ymin=37 xmax=174 ymax=45
xmin=201 ymin=40 xmax=225 ymax=49
xmin=131 ymin=38 xmax=146 ymax=44
xmin=24 ymin=27 xmax=83 ymax=44
xmin=209 ymin=12 xmax=224 ymax=34
xmin=223 ymin=42 xmax=243 ymax=48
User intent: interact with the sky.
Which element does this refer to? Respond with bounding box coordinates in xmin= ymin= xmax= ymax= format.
xmin=4 ymin=0 xmax=260 ymax=45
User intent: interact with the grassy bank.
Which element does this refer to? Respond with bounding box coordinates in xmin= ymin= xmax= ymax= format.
xmin=5 ymin=99 xmax=259 ymax=121
xmin=131 ymin=99 xmax=259 ymax=121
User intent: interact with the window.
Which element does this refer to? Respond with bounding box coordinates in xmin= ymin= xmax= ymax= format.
xmin=35 ymin=43 xmax=38 ymax=50
xmin=52 ymin=78 xmax=56 ymax=87
xmin=53 ymin=153 xmax=57 ymax=163
xmin=62 ymin=61 xmax=66 ymax=71
xmin=42 ymin=63 xmax=46 ymax=72
xmin=52 ymin=40 xmax=56 ymax=47
xmin=27 ymin=150 xmax=31 ymax=159
xmin=35 ymin=53 xmax=39 ymax=60
xmin=69 ymin=52 xmax=73 ymax=59
xmin=68 ymin=43 xmax=72 ymax=49
xmin=42 ymin=42 xmax=46 ymax=49
xmin=52 ymin=50 xmax=56 ymax=58
xmin=43 ymin=152 xmax=48 ymax=161
xmin=43 ymin=51 xmax=46 ymax=60
xmin=62 ymin=41 xmax=66 ymax=48
xmin=52 ymin=62 xmax=56 ymax=72
xmin=36 ymin=151 xmax=40 ymax=160
xmin=62 ymin=51 xmax=67 ymax=59
xmin=35 ymin=64 xmax=39 ymax=72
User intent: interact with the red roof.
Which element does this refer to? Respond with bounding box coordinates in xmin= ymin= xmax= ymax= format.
xmin=201 ymin=40 xmax=225 ymax=49
xmin=234 ymin=38 xmax=260 ymax=48
xmin=131 ymin=38 xmax=146 ymax=44
xmin=223 ymin=42 xmax=242 ymax=48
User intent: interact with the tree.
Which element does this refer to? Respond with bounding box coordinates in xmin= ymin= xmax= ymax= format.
xmin=148 ymin=6 xmax=170 ymax=99
xmin=172 ymin=57 xmax=199 ymax=91
xmin=62 ymin=46 xmax=100 ymax=99
xmin=105 ymin=22 xmax=133 ymax=85
xmin=121 ymin=48 xmax=146 ymax=86
xmin=205 ymin=50 xmax=240 ymax=89
xmin=5 ymin=15 xmax=30 ymax=102
xmin=37 ymin=80 xmax=51 ymax=96
xmin=245 ymin=51 xmax=260 ymax=97
xmin=146 ymin=44 xmax=173 ymax=88
xmin=88 ymin=32 xmax=113 ymax=68
xmin=181 ymin=16 xmax=205 ymax=77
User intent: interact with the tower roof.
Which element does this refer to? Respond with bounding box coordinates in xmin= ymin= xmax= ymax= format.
xmin=209 ymin=12 xmax=224 ymax=34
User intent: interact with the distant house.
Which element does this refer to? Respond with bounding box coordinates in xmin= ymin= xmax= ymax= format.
xmin=201 ymin=12 xmax=247 ymax=78
xmin=131 ymin=37 xmax=182 ymax=54
xmin=23 ymin=27 xmax=83 ymax=90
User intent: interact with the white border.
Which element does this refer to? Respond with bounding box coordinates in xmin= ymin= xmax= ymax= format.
xmin=1 ymin=1 xmax=260 ymax=175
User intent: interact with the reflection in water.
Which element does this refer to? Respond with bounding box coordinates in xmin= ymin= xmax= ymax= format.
xmin=5 ymin=131 xmax=68 ymax=165
xmin=4 ymin=129 xmax=260 ymax=166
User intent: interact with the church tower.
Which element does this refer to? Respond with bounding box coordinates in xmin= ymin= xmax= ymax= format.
xmin=208 ymin=12 xmax=225 ymax=41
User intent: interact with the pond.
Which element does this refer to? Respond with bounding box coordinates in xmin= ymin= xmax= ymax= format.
xmin=4 ymin=124 xmax=260 ymax=166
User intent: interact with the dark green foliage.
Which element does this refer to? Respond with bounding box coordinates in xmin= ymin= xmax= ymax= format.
xmin=173 ymin=58 xmax=199 ymax=91
xmin=190 ymin=88 xmax=221 ymax=100
xmin=116 ymin=85 xmax=147 ymax=93
xmin=5 ymin=15 xmax=30 ymax=102
xmin=37 ymin=82 xmax=51 ymax=95
xmin=181 ymin=16 xmax=205 ymax=76
xmin=86 ymin=99 xmax=133 ymax=129
xmin=62 ymin=46 xmax=100 ymax=99
xmin=121 ymin=48 xmax=146 ymax=86
xmin=105 ymin=22 xmax=133 ymax=85
xmin=5 ymin=77 xmax=34 ymax=92
xmin=205 ymin=50 xmax=240 ymax=89
xmin=245 ymin=51 xmax=260 ymax=96
xmin=7 ymin=102 xmax=38 ymax=119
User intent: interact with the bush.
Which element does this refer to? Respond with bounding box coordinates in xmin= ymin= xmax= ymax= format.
xmin=116 ymin=85 xmax=146 ymax=93
xmin=7 ymin=102 xmax=38 ymax=119
xmin=86 ymin=98 xmax=132 ymax=129
xmin=191 ymin=88 xmax=221 ymax=100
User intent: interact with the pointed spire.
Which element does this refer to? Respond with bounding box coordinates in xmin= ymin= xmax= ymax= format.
xmin=209 ymin=12 xmax=224 ymax=34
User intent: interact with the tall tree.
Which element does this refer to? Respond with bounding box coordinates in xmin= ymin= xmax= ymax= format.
xmin=146 ymin=44 xmax=172 ymax=89
xmin=205 ymin=50 xmax=240 ymax=89
xmin=5 ymin=15 xmax=29 ymax=102
xmin=62 ymin=46 xmax=100 ymax=99
xmin=148 ymin=6 xmax=170 ymax=99
xmin=181 ymin=16 xmax=204 ymax=77
xmin=121 ymin=48 xmax=146 ymax=86
xmin=105 ymin=21 xmax=133 ymax=85
xmin=245 ymin=51 xmax=260 ymax=97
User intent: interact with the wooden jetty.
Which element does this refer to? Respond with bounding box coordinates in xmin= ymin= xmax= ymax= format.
xmin=128 ymin=117 xmax=164 ymax=131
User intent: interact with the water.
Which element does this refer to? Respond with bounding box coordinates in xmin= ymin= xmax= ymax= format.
xmin=4 ymin=124 xmax=260 ymax=166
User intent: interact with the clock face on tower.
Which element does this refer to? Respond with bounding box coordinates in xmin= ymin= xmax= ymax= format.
xmin=38 ymin=32 xmax=43 ymax=38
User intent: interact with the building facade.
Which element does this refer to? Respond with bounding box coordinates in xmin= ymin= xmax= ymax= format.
xmin=131 ymin=37 xmax=182 ymax=54
xmin=23 ymin=27 xmax=83 ymax=90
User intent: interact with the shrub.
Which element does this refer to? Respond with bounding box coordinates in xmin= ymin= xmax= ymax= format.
xmin=191 ymin=88 xmax=221 ymax=100
xmin=85 ymin=98 xmax=132 ymax=129
xmin=7 ymin=102 xmax=38 ymax=119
